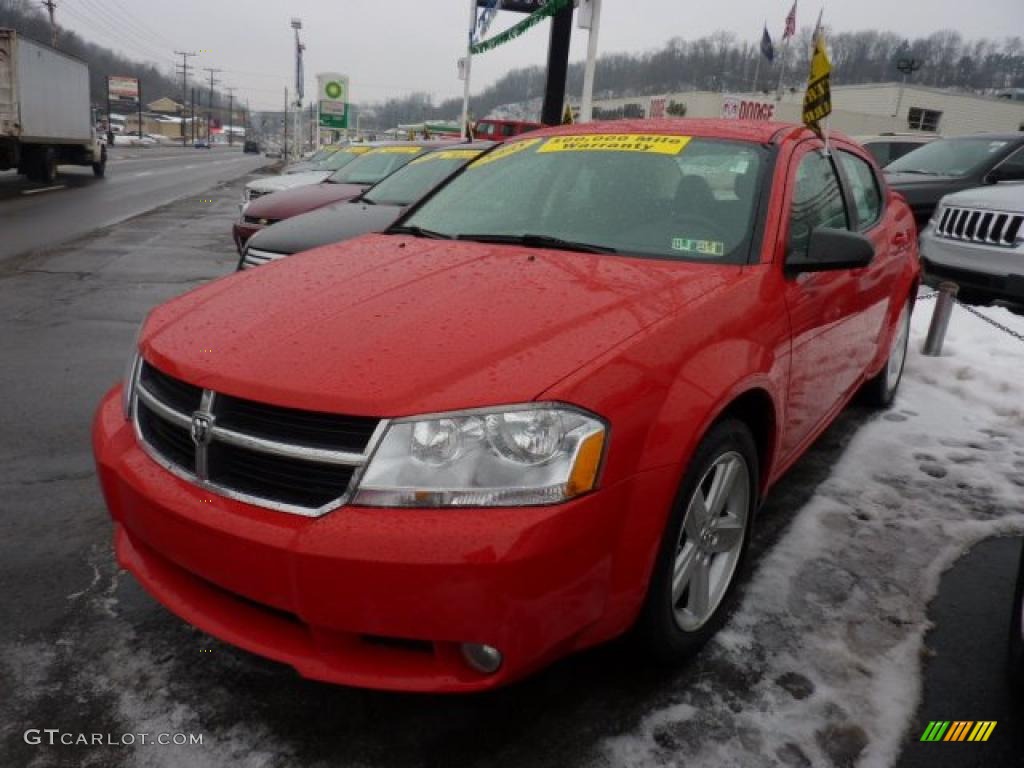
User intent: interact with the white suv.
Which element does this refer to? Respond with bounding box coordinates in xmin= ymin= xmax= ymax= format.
xmin=919 ymin=182 xmax=1024 ymax=305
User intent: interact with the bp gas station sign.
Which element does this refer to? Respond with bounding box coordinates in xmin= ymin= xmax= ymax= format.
xmin=318 ymin=74 xmax=350 ymax=130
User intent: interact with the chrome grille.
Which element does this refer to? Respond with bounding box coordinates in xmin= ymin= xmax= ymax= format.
xmin=132 ymin=361 xmax=385 ymax=516
xmin=241 ymin=248 xmax=285 ymax=269
xmin=935 ymin=206 xmax=1023 ymax=247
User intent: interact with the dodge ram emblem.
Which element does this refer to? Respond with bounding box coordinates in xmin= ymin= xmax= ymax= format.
xmin=190 ymin=412 xmax=214 ymax=447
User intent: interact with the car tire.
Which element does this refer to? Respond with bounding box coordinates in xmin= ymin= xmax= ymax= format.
xmin=636 ymin=418 xmax=758 ymax=664
xmin=39 ymin=147 xmax=58 ymax=184
xmin=92 ymin=146 xmax=107 ymax=178
xmin=1009 ymin=542 xmax=1024 ymax=690
xmin=862 ymin=298 xmax=911 ymax=408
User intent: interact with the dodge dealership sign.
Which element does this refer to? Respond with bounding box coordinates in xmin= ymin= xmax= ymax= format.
xmin=721 ymin=96 xmax=776 ymax=121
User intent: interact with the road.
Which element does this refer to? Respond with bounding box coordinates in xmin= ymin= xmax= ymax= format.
xmin=0 ymin=144 xmax=266 ymax=264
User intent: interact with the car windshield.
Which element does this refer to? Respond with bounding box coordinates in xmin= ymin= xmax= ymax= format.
xmin=362 ymin=149 xmax=482 ymax=206
xmin=308 ymin=147 xmax=339 ymax=164
xmin=320 ymin=147 xmax=370 ymax=172
xmin=886 ymin=137 xmax=1010 ymax=176
xmin=327 ymin=147 xmax=424 ymax=185
xmin=400 ymin=134 xmax=765 ymax=263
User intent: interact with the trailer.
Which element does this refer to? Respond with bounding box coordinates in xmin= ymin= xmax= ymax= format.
xmin=0 ymin=28 xmax=106 ymax=183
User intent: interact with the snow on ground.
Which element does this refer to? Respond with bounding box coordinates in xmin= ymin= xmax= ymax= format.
xmin=604 ymin=299 xmax=1024 ymax=768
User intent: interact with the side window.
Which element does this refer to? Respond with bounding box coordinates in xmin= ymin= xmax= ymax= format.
xmin=837 ymin=151 xmax=882 ymax=228
xmin=996 ymin=147 xmax=1024 ymax=176
xmin=787 ymin=151 xmax=848 ymax=263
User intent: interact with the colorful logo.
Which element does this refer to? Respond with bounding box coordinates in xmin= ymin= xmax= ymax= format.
xmin=919 ymin=721 xmax=997 ymax=742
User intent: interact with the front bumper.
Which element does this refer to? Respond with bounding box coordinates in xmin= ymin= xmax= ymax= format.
xmin=93 ymin=387 xmax=661 ymax=692
xmin=920 ymin=227 xmax=1024 ymax=302
xmin=232 ymin=222 xmax=264 ymax=255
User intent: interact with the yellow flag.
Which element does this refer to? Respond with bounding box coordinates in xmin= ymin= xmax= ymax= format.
xmin=802 ymin=28 xmax=832 ymax=136
xmin=562 ymin=103 xmax=575 ymax=125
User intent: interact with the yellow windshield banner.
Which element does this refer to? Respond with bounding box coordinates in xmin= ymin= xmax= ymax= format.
xmin=409 ymin=149 xmax=482 ymax=165
xmin=539 ymin=134 xmax=691 ymax=155
xmin=469 ymin=138 xmax=543 ymax=168
xmin=368 ymin=147 xmax=424 ymax=155
xmin=345 ymin=147 xmax=371 ymax=155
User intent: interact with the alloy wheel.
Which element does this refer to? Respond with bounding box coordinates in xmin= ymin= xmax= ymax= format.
xmin=672 ymin=451 xmax=750 ymax=631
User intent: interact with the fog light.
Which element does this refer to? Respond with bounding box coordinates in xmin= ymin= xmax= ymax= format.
xmin=460 ymin=643 xmax=503 ymax=674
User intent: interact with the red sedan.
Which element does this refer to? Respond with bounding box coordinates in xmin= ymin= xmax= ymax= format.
xmin=93 ymin=119 xmax=919 ymax=692
xmin=232 ymin=142 xmax=454 ymax=253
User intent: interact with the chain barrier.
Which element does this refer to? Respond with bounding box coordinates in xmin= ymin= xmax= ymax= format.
xmin=917 ymin=290 xmax=1024 ymax=344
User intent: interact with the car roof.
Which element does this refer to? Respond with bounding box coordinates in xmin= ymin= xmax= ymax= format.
xmin=854 ymin=134 xmax=937 ymax=142
xmin=943 ymin=132 xmax=1024 ymax=141
xmin=509 ymin=118 xmax=852 ymax=147
xmin=370 ymin=139 xmax=470 ymax=149
xmin=424 ymin=141 xmax=496 ymax=152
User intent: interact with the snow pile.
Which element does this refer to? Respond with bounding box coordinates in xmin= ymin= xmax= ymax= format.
xmin=605 ymin=301 xmax=1024 ymax=768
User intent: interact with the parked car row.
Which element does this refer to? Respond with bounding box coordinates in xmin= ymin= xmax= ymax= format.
xmin=882 ymin=132 xmax=1024 ymax=305
xmin=94 ymin=117 xmax=923 ymax=693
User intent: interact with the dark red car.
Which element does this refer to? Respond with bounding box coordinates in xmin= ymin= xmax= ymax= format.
xmin=94 ymin=119 xmax=919 ymax=692
xmin=232 ymin=141 xmax=454 ymax=253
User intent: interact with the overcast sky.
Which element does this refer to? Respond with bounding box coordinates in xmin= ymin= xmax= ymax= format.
xmin=57 ymin=0 xmax=1023 ymax=111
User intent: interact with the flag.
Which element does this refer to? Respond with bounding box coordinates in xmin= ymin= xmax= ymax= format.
xmin=783 ymin=0 xmax=797 ymax=39
xmin=562 ymin=103 xmax=575 ymax=124
xmin=802 ymin=22 xmax=832 ymax=137
xmin=474 ymin=0 xmax=503 ymax=44
xmin=761 ymin=25 xmax=775 ymax=62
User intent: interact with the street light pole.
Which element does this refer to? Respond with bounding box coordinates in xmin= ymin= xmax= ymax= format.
xmin=579 ymin=0 xmax=602 ymax=123
xmin=291 ymin=18 xmax=304 ymax=160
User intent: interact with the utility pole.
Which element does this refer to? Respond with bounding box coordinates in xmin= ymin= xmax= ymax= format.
xmin=203 ymin=67 xmax=221 ymax=144
xmin=291 ymin=18 xmax=304 ymax=160
xmin=283 ymin=86 xmax=289 ymax=159
xmin=190 ymin=86 xmax=196 ymax=143
xmin=41 ymin=0 xmax=57 ymax=47
xmin=578 ymin=0 xmax=602 ymax=123
xmin=225 ymin=87 xmax=236 ymax=146
xmin=174 ymin=51 xmax=196 ymax=145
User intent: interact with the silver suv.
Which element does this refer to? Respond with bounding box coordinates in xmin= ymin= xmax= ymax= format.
xmin=919 ymin=182 xmax=1024 ymax=305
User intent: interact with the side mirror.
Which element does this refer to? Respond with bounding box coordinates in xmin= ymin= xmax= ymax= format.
xmin=986 ymin=166 xmax=1024 ymax=184
xmin=789 ymin=227 xmax=875 ymax=273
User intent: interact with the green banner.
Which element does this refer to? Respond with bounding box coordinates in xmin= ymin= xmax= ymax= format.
xmin=470 ymin=0 xmax=572 ymax=55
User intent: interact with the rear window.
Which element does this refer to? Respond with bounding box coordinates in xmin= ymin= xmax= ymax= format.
xmin=887 ymin=137 xmax=1011 ymax=177
xmin=402 ymin=134 xmax=766 ymax=263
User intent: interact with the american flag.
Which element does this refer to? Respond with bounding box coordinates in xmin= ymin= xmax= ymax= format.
xmin=783 ymin=0 xmax=797 ymax=39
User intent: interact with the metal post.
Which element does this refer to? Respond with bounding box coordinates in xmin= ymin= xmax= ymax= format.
xmin=460 ymin=0 xmax=475 ymax=139
xmin=541 ymin=3 xmax=573 ymax=125
xmin=922 ymin=282 xmax=959 ymax=356
xmin=137 ymin=80 xmax=143 ymax=139
xmin=106 ymin=77 xmax=113 ymax=144
xmin=579 ymin=0 xmax=602 ymax=123
xmin=283 ymin=87 xmax=289 ymax=159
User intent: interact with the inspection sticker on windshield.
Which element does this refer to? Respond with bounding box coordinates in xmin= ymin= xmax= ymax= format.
xmin=672 ymin=238 xmax=724 ymax=256
xmin=539 ymin=134 xmax=691 ymax=155
xmin=469 ymin=138 xmax=543 ymax=168
xmin=369 ymin=147 xmax=424 ymax=155
xmin=409 ymin=149 xmax=482 ymax=165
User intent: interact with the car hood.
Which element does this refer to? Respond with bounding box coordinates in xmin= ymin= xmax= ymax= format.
xmin=142 ymin=236 xmax=739 ymax=417
xmin=246 ymin=202 xmax=406 ymax=256
xmin=938 ymin=181 xmax=1024 ymax=212
xmin=248 ymin=171 xmax=331 ymax=194
xmin=243 ymin=182 xmax=369 ymax=220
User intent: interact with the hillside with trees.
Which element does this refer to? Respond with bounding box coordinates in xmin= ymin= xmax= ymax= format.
xmin=0 ymin=0 xmax=192 ymax=109
xmin=2 ymin=0 xmax=1021 ymax=129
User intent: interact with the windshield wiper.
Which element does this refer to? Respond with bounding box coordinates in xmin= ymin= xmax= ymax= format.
xmin=388 ymin=225 xmax=455 ymax=240
xmin=456 ymin=233 xmax=618 ymax=254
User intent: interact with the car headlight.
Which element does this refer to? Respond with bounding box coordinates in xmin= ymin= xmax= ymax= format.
xmin=353 ymin=404 xmax=607 ymax=508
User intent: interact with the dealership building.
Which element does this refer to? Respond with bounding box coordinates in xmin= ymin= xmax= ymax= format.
xmin=587 ymin=83 xmax=1024 ymax=137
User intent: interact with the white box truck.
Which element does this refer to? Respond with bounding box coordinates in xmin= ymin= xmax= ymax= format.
xmin=0 ymin=28 xmax=106 ymax=183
